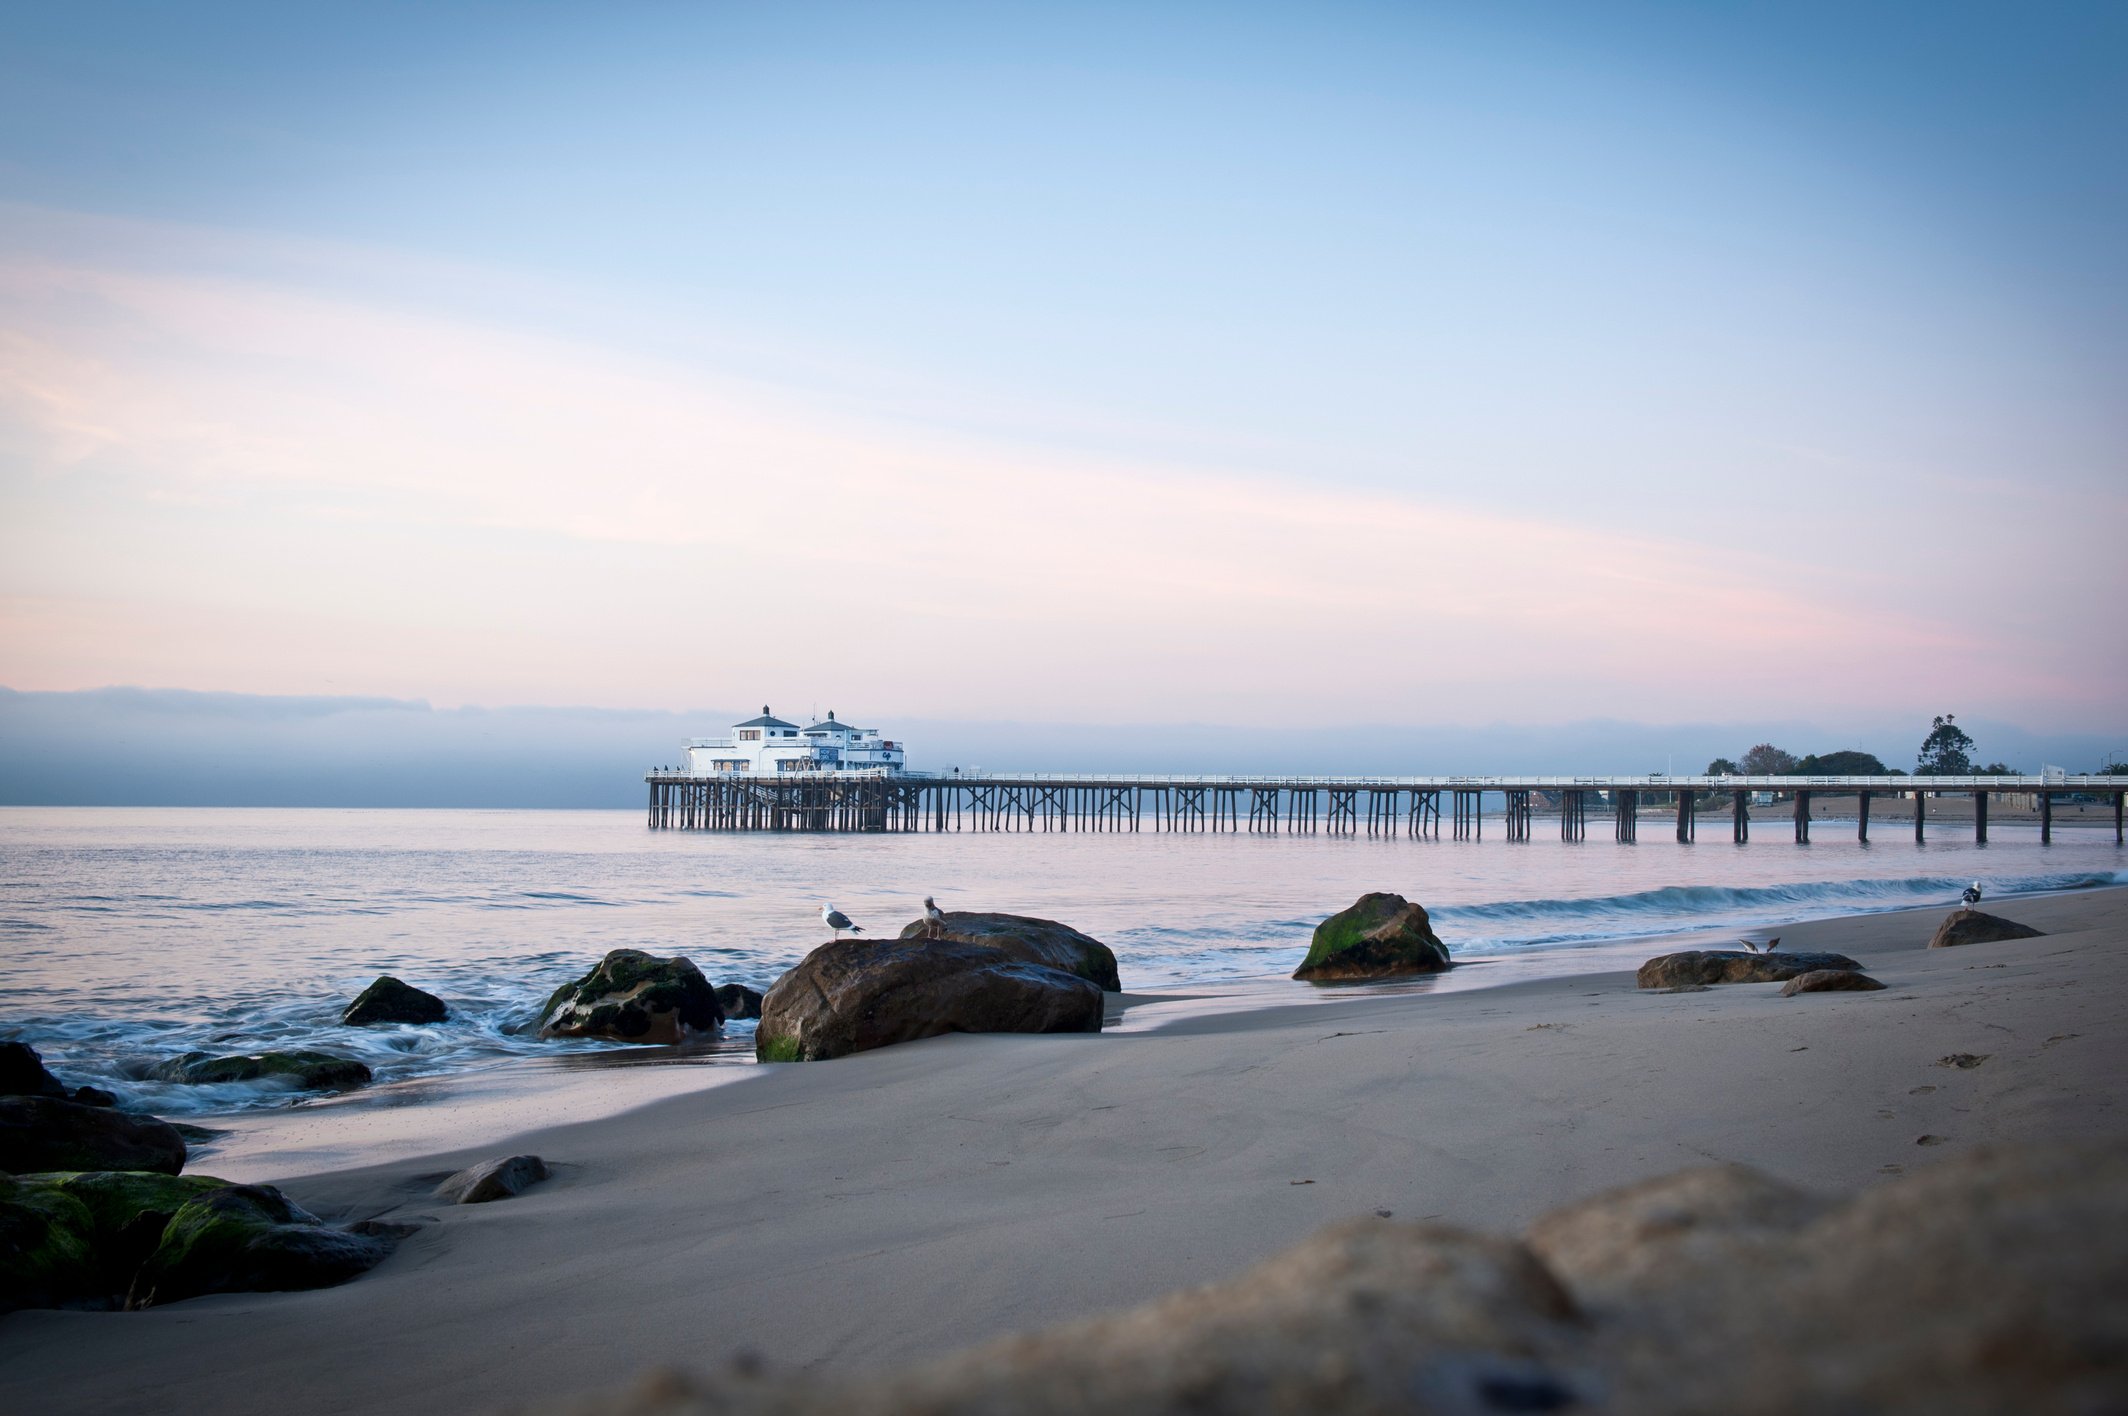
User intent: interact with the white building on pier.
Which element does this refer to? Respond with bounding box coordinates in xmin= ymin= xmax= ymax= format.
xmin=682 ymin=707 xmax=907 ymax=775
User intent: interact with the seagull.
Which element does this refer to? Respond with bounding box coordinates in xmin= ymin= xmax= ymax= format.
xmin=923 ymin=895 xmax=946 ymax=939
xmin=1739 ymin=938 xmax=1762 ymax=954
xmin=1763 ymin=937 xmax=1781 ymax=953
xmin=821 ymin=903 xmax=863 ymax=939
xmin=1962 ymin=881 xmax=1983 ymax=908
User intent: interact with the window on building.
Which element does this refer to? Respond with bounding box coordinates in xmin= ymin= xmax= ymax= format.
xmin=739 ymin=730 xmax=760 ymax=742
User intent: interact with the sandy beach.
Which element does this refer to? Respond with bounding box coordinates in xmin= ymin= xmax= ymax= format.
xmin=3 ymin=885 xmax=2124 ymax=1414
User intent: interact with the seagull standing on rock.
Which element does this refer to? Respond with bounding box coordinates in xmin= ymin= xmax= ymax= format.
xmin=923 ymin=895 xmax=946 ymax=939
xmin=1962 ymin=881 xmax=1984 ymax=908
xmin=821 ymin=903 xmax=863 ymax=940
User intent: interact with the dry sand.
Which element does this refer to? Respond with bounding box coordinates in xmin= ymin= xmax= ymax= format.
xmin=4 ymin=887 xmax=2124 ymax=1414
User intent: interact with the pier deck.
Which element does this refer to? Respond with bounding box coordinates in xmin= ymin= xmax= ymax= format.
xmin=642 ymin=772 xmax=2126 ymax=844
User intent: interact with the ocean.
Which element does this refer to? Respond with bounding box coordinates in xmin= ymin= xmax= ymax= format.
xmin=2 ymin=806 xmax=2120 ymax=1116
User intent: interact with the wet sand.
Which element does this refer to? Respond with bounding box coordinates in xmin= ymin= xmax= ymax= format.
xmin=4 ymin=886 xmax=2124 ymax=1415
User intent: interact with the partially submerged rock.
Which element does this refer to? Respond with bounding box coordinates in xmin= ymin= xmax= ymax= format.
xmin=149 ymin=1050 xmax=373 ymax=1092
xmin=1928 ymin=909 xmax=2044 ymax=949
xmin=435 ymin=1155 xmax=550 ymax=1204
xmin=1636 ymin=950 xmax=1862 ymax=988
xmin=538 ymin=1142 xmax=2128 ymax=1416
xmin=896 ymin=912 xmax=1122 ymax=992
xmin=343 ymin=975 xmax=449 ymax=1026
xmin=0 ymin=1097 xmax=188 ymax=1175
xmin=756 ymin=938 xmax=1103 ymax=1062
xmin=715 ymin=984 xmax=764 ymax=1022
xmin=541 ymin=950 xmax=724 ymax=1045
xmin=1292 ymin=892 xmax=1451 ymax=981
xmin=127 ymin=1183 xmax=391 ymax=1309
xmin=0 ymin=1041 xmax=68 ymax=1099
xmin=1781 ymin=969 xmax=1887 ymax=996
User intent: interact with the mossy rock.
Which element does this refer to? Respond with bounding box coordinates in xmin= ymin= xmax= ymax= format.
xmin=1 ymin=1041 xmax=69 ymax=1099
xmin=127 ymin=1183 xmax=390 ymax=1309
xmin=148 ymin=1050 xmax=373 ymax=1091
xmin=540 ymin=949 xmax=724 ymax=1045
xmin=895 ymin=912 xmax=1123 ymax=992
xmin=343 ymin=975 xmax=449 ymax=1026
xmin=1293 ymin=893 xmax=1452 ymax=981
xmin=0 ymin=1172 xmax=98 ymax=1312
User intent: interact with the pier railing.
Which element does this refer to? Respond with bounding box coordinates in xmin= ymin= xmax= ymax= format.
xmin=639 ymin=769 xmax=2125 ymax=844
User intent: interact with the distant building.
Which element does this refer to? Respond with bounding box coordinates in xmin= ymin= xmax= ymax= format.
xmin=682 ymin=706 xmax=907 ymax=775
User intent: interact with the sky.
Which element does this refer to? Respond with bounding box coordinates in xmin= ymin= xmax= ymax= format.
xmin=1 ymin=1 xmax=2123 ymax=749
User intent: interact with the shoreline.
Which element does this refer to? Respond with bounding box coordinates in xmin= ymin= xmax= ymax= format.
xmin=5 ymin=885 xmax=2124 ymax=1414
xmin=159 ymin=878 xmax=2118 ymax=1182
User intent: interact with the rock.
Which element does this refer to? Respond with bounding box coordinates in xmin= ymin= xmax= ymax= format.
xmin=1636 ymin=950 xmax=1863 ymax=988
xmin=343 ymin=975 xmax=449 ymax=1026
xmin=72 ymin=1086 xmax=117 ymax=1108
xmin=1938 ymin=1053 xmax=1990 ymax=1070
xmin=1928 ymin=909 xmax=2044 ymax=949
xmin=540 ymin=950 xmax=724 ymax=1045
xmin=1781 ymin=970 xmax=1887 ymax=996
xmin=149 ymin=1050 xmax=373 ymax=1092
xmin=0 ymin=1097 xmax=188 ymax=1175
xmin=126 ymin=1183 xmax=391 ymax=1309
xmin=715 ymin=984 xmax=764 ymax=1021
xmin=896 ymin=912 xmax=1122 ymax=992
xmin=1291 ymin=892 xmax=1451 ymax=981
xmin=435 ymin=1155 xmax=549 ymax=1204
xmin=0 ymin=1172 xmax=98 ymax=1313
xmin=0 ymin=1041 xmax=69 ymax=1099
xmin=756 ymin=938 xmax=1103 ymax=1062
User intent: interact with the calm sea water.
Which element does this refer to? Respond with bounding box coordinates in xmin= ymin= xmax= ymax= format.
xmin=2 ymin=807 xmax=2119 ymax=1114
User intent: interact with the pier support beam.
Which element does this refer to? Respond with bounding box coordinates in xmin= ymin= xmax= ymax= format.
xmin=1732 ymin=790 xmax=1749 ymax=843
xmin=2117 ymin=790 xmax=2124 ymax=846
xmin=1914 ymin=790 xmax=1926 ymax=843
xmin=1974 ymin=791 xmax=1988 ymax=844
xmin=1614 ymin=790 xmax=1638 ymax=843
xmin=1793 ymin=790 xmax=1810 ymax=844
xmin=1675 ymin=790 xmax=1694 ymax=843
xmin=2041 ymin=791 xmax=2053 ymax=844
xmin=1857 ymin=791 xmax=1871 ymax=843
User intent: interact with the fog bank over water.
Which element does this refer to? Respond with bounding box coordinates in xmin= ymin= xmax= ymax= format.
xmin=2 ymin=687 xmax=2115 ymax=808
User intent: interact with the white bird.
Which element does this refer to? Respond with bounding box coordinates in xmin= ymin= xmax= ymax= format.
xmin=821 ymin=903 xmax=863 ymax=939
xmin=1962 ymin=881 xmax=1983 ymax=908
xmin=1739 ymin=938 xmax=1761 ymax=954
xmin=923 ymin=895 xmax=946 ymax=939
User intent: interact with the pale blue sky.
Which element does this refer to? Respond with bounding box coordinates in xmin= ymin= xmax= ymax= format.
xmin=1 ymin=2 xmax=2122 ymax=730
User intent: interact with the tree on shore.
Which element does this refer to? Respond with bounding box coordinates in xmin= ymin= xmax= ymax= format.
xmin=1793 ymin=749 xmax=1889 ymax=775
xmin=1916 ymin=714 xmax=1975 ymax=775
xmin=1977 ymin=761 xmax=2020 ymax=775
xmin=1705 ymin=757 xmax=1741 ymax=775
xmin=1739 ymin=743 xmax=1798 ymax=775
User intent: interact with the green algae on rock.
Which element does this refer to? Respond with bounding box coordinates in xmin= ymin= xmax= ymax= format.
xmin=540 ymin=949 xmax=725 ymax=1044
xmin=1292 ymin=893 xmax=1452 ymax=981
xmin=342 ymin=975 xmax=449 ymax=1026
xmin=127 ymin=1183 xmax=391 ymax=1309
xmin=0 ymin=1171 xmax=99 ymax=1313
xmin=149 ymin=1050 xmax=374 ymax=1091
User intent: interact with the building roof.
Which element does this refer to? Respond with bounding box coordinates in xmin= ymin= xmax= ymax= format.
xmin=733 ymin=705 xmax=799 ymax=730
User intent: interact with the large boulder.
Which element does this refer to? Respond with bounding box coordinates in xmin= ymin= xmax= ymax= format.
xmin=126 ymin=1183 xmax=391 ymax=1309
xmin=0 ymin=1097 xmax=187 ymax=1175
xmin=757 ymin=938 xmax=1104 ymax=1063
xmin=343 ymin=975 xmax=449 ymax=1026
xmin=434 ymin=1155 xmax=550 ymax=1204
xmin=896 ymin=912 xmax=1122 ymax=992
xmin=0 ymin=1172 xmax=98 ymax=1312
xmin=149 ymin=1050 xmax=372 ymax=1092
xmin=540 ymin=950 xmax=724 ymax=1044
xmin=1928 ymin=909 xmax=2044 ymax=949
xmin=1292 ymin=892 xmax=1451 ymax=981
xmin=1636 ymin=950 xmax=1862 ymax=989
xmin=715 ymin=984 xmax=764 ymax=1021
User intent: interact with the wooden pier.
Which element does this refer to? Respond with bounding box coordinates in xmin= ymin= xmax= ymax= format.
xmin=643 ymin=771 xmax=2126 ymax=844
